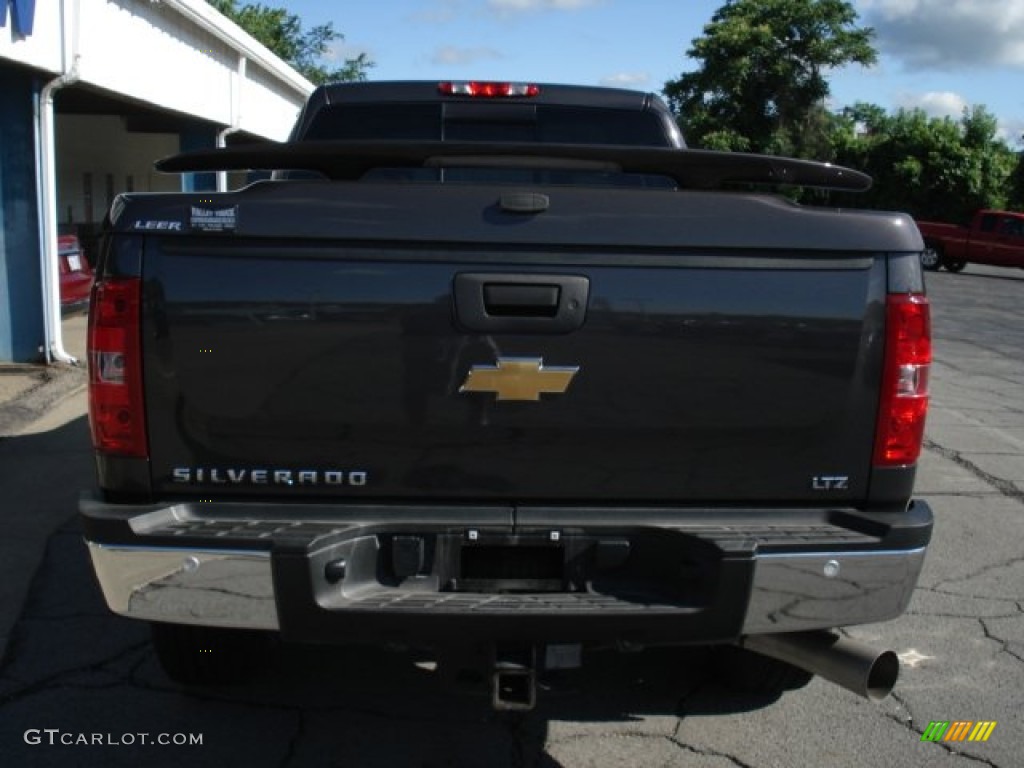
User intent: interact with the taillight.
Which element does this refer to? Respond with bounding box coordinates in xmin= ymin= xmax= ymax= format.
xmin=873 ymin=293 xmax=931 ymax=466
xmin=438 ymin=81 xmax=540 ymax=98
xmin=88 ymin=278 xmax=148 ymax=457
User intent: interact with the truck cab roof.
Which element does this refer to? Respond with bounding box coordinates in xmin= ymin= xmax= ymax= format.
xmin=286 ymin=80 xmax=686 ymax=148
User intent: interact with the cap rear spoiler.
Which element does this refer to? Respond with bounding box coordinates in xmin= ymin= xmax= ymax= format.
xmin=155 ymin=140 xmax=871 ymax=192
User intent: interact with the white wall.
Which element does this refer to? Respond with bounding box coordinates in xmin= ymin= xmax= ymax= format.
xmin=56 ymin=114 xmax=180 ymax=225
xmin=1 ymin=0 xmax=312 ymax=142
xmin=0 ymin=0 xmax=62 ymax=72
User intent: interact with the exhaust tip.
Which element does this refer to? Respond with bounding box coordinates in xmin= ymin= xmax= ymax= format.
xmin=865 ymin=649 xmax=900 ymax=701
xmin=743 ymin=631 xmax=901 ymax=702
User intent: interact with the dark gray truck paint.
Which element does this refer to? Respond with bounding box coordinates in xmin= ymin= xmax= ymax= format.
xmin=121 ymin=183 xmax=911 ymax=505
xmin=81 ymin=83 xmax=932 ymax=697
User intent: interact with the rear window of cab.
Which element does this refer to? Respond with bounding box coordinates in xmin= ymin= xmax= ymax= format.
xmin=301 ymin=103 xmax=673 ymax=147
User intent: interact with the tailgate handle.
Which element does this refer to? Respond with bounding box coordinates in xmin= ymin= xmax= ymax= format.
xmin=454 ymin=273 xmax=589 ymax=333
xmin=484 ymin=284 xmax=560 ymax=317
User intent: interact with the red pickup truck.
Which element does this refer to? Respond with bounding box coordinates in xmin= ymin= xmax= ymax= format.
xmin=917 ymin=210 xmax=1024 ymax=272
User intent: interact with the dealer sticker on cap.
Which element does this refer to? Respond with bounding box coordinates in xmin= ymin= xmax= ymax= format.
xmin=190 ymin=205 xmax=237 ymax=232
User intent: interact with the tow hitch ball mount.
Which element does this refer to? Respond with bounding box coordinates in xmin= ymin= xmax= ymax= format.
xmin=489 ymin=643 xmax=583 ymax=711
xmin=491 ymin=645 xmax=537 ymax=711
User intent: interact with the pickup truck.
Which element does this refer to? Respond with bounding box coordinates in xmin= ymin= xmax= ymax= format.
xmin=917 ymin=209 xmax=1024 ymax=272
xmin=81 ymin=81 xmax=933 ymax=710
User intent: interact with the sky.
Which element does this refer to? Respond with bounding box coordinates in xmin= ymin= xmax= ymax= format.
xmin=282 ymin=0 xmax=1024 ymax=146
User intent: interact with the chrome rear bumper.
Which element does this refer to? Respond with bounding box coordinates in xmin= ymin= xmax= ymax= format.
xmin=87 ymin=543 xmax=279 ymax=630
xmin=742 ymin=547 xmax=925 ymax=634
xmin=86 ymin=540 xmax=926 ymax=636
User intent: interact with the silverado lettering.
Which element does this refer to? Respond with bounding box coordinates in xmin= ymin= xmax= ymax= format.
xmin=171 ymin=468 xmax=368 ymax=486
xmin=80 ymin=80 xmax=933 ymax=711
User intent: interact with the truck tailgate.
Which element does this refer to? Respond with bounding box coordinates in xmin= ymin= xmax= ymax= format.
xmin=139 ymin=184 xmax=890 ymax=504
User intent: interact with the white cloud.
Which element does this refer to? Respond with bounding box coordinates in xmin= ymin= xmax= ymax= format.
xmin=599 ymin=72 xmax=650 ymax=88
xmin=997 ymin=117 xmax=1024 ymax=146
xmin=430 ymin=45 xmax=503 ymax=66
xmin=896 ymin=90 xmax=967 ymax=118
xmin=487 ymin=0 xmax=602 ymax=16
xmin=325 ymin=41 xmax=375 ymax=63
xmin=855 ymin=0 xmax=1024 ymax=69
xmin=894 ymin=91 xmax=1024 ymax=144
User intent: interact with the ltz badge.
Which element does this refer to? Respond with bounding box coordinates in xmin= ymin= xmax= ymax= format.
xmin=459 ymin=358 xmax=579 ymax=402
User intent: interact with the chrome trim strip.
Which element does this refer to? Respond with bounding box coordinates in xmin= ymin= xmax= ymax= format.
xmin=743 ymin=548 xmax=927 ymax=635
xmin=755 ymin=547 xmax=926 ymax=560
xmin=86 ymin=542 xmax=279 ymax=630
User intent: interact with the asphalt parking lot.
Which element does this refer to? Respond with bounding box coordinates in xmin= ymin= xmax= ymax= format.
xmin=0 ymin=264 xmax=1020 ymax=767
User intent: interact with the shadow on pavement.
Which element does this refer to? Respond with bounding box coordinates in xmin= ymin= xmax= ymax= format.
xmin=0 ymin=510 xmax=783 ymax=767
xmin=0 ymin=416 xmax=94 ymax=660
xmin=932 ymin=267 xmax=1024 ymax=282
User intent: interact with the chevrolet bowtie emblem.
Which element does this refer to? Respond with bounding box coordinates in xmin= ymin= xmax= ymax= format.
xmin=459 ymin=357 xmax=580 ymax=402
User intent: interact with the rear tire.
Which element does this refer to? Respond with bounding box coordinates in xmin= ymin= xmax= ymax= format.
xmin=151 ymin=622 xmax=272 ymax=685
xmin=713 ymin=644 xmax=813 ymax=696
xmin=943 ymin=256 xmax=967 ymax=272
xmin=920 ymin=243 xmax=943 ymax=271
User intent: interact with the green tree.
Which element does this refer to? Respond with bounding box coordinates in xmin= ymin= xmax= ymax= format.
xmin=207 ymin=1 xmax=372 ymax=84
xmin=1011 ymin=152 xmax=1024 ymax=211
xmin=832 ymin=104 xmax=1016 ymax=220
xmin=664 ymin=0 xmax=876 ymax=157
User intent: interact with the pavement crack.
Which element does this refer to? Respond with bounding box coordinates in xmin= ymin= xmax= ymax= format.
xmin=670 ymin=675 xmax=756 ymax=768
xmin=915 ymin=585 xmax=1019 ymax=601
xmin=665 ymin=736 xmax=756 ymax=768
xmin=979 ymin=618 xmax=1024 ymax=665
xmin=0 ymin=639 xmax=150 ymax=709
xmin=908 ymin=611 xmax=1018 ymax=620
xmin=673 ymin=676 xmax=710 ymax=721
xmin=127 ymin=661 xmax=469 ymax=726
xmin=277 ymin=709 xmax=306 ymax=768
xmin=929 ymin=556 xmax=1024 ymax=593
xmin=925 ymin=741 xmax=1003 ymax=767
xmin=924 ymin=438 xmax=1024 ymax=504
xmin=886 ymin=692 xmax=1004 ymax=767
xmin=887 ymin=690 xmax=915 ymax=730
xmin=493 ymin=709 xmax=550 ymax=768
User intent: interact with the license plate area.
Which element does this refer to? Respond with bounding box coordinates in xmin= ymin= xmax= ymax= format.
xmin=456 ymin=540 xmax=566 ymax=593
xmin=315 ymin=527 xmax=728 ymax=608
